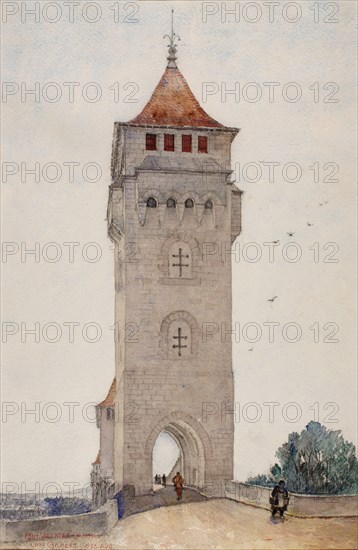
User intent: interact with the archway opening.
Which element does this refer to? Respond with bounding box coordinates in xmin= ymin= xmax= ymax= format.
xmin=152 ymin=431 xmax=181 ymax=490
xmin=149 ymin=418 xmax=206 ymax=492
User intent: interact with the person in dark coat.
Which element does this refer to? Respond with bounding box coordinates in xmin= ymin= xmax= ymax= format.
xmin=270 ymin=480 xmax=289 ymax=518
xmin=162 ymin=474 xmax=166 ymax=488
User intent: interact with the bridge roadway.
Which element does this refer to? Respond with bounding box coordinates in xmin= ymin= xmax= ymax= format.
xmin=5 ymin=487 xmax=357 ymax=549
xmin=122 ymin=484 xmax=207 ymax=518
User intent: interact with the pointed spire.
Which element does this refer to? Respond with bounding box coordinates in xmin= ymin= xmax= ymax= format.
xmin=163 ymin=9 xmax=180 ymax=69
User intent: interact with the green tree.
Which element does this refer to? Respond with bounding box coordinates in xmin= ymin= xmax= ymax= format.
xmin=247 ymin=422 xmax=358 ymax=494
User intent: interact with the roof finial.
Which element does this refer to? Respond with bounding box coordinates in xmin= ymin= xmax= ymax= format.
xmin=164 ymin=9 xmax=180 ymax=68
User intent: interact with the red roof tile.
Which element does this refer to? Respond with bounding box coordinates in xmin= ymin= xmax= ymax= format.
xmin=129 ymin=67 xmax=224 ymax=128
xmin=98 ymin=378 xmax=116 ymax=407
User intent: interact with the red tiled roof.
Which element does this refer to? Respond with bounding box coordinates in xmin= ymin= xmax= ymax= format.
xmin=98 ymin=378 xmax=116 ymax=407
xmin=129 ymin=67 xmax=224 ymax=128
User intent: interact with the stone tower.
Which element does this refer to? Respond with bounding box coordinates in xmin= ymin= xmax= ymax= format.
xmin=91 ymin=29 xmax=242 ymax=505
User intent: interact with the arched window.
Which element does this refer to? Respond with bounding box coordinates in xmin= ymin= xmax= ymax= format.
xmin=204 ymin=200 xmax=213 ymax=209
xmin=147 ymin=197 xmax=157 ymax=208
xmin=185 ymin=198 xmax=194 ymax=208
xmin=167 ymin=198 xmax=176 ymax=208
xmin=160 ymin=311 xmax=198 ymax=359
xmin=169 ymin=241 xmax=192 ymax=279
xmin=168 ymin=319 xmax=192 ymax=359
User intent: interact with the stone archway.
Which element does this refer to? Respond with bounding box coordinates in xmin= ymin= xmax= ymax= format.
xmin=145 ymin=411 xmax=212 ymax=490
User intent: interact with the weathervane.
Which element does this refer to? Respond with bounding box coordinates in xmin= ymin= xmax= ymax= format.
xmin=164 ymin=9 xmax=180 ymax=68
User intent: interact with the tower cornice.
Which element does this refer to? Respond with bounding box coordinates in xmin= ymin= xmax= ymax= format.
xmin=115 ymin=121 xmax=240 ymax=135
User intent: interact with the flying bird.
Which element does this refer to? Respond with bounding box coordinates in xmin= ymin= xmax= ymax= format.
xmin=319 ymin=201 xmax=329 ymax=206
xmin=307 ymin=222 xmax=314 ymax=227
xmin=248 ymin=348 xmax=254 ymax=352
xmin=272 ymin=240 xmax=280 ymax=244
xmin=287 ymin=232 xmax=295 ymax=237
xmin=267 ymin=296 xmax=278 ymax=303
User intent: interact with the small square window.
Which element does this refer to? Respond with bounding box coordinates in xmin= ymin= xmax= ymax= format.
xmin=164 ymin=134 xmax=175 ymax=152
xmin=198 ymin=136 xmax=208 ymax=154
xmin=146 ymin=133 xmax=157 ymax=150
xmin=182 ymin=134 xmax=192 ymax=153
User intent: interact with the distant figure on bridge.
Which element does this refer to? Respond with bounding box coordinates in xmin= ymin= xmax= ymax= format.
xmin=270 ymin=480 xmax=289 ymax=519
xmin=154 ymin=474 xmax=160 ymax=484
xmin=162 ymin=474 xmax=166 ymax=488
xmin=172 ymin=472 xmax=185 ymax=500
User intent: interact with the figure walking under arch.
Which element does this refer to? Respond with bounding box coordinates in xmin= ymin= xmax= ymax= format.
xmin=172 ymin=471 xmax=185 ymax=500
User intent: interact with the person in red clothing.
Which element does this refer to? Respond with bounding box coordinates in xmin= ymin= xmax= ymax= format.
xmin=172 ymin=472 xmax=185 ymax=500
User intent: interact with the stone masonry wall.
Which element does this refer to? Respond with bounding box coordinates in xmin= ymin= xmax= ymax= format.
xmin=225 ymin=482 xmax=358 ymax=518
xmin=112 ymin=124 xmax=238 ymax=495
